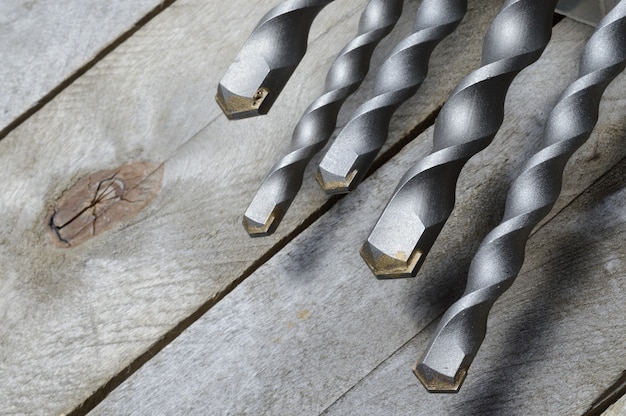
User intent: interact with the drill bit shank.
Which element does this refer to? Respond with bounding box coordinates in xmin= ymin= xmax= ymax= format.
xmin=414 ymin=2 xmax=626 ymax=392
xmin=216 ymin=0 xmax=335 ymax=119
xmin=361 ymin=0 xmax=558 ymax=278
xmin=317 ymin=0 xmax=467 ymax=193
xmin=243 ymin=0 xmax=403 ymax=236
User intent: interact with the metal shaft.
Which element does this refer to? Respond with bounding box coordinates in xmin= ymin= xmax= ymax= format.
xmin=361 ymin=0 xmax=558 ymax=278
xmin=243 ymin=0 xmax=403 ymax=236
xmin=317 ymin=0 xmax=467 ymax=194
xmin=415 ymin=2 xmax=626 ymax=393
xmin=216 ymin=0 xmax=335 ymax=120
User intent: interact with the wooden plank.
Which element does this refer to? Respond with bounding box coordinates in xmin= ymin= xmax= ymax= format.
xmin=0 ymin=0 xmax=168 ymax=137
xmin=88 ymin=18 xmax=626 ymax=414
xmin=0 ymin=0 xmax=503 ymax=413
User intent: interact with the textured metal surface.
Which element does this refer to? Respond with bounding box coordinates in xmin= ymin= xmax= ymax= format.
xmin=243 ymin=0 xmax=403 ymax=236
xmin=316 ymin=0 xmax=467 ymax=194
xmin=414 ymin=1 xmax=626 ymax=393
xmin=361 ymin=0 xmax=558 ymax=278
xmin=216 ymin=0 xmax=334 ymax=120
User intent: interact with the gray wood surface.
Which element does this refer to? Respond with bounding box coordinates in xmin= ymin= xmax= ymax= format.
xmin=89 ymin=17 xmax=626 ymax=414
xmin=1 ymin=0 xmax=625 ymax=414
xmin=1 ymin=0 xmax=501 ymax=413
xmin=0 ymin=0 xmax=164 ymax=136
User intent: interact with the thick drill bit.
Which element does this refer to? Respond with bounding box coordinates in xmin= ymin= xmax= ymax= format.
xmin=216 ymin=0 xmax=335 ymax=120
xmin=316 ymin=0 xmax=467 ymax=194
xmin=361 ymin=0 xmax=558 ymax=278
xmin=243 ymin=0 xmax=403 ymax=236
xmin=415 ymin=2 xmax=626 ymax=393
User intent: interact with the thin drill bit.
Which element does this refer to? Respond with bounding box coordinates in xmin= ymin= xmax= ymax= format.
xmin=243 ymin=0 xmax=403 ymax=236
xmin=415 ymin=2 xmax=626 ymax=393
xmin=216 ymin=0 xmax=335 ymax=120
xmin=361 ymin=0 xmax=558 ymax=278
xmin=316 ymin=0 xmax=467 ymax=194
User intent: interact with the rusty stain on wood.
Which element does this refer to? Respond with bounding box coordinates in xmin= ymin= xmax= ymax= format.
xmin=48 ymin=161 xmax=164 ymax=247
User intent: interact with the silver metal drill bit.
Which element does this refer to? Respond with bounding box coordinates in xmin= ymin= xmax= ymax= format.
xmin=361 ymin=0 xmax=558 ymax=278
xmin=216 ymin=0 xmax=335 ymax=120
xmin=415 ymin=2 xmax=626 ymax=393
xmin=243 ymin=0 xmax=403 ymax=236
xmin=316 ymin=0 xmax=467 ymax=194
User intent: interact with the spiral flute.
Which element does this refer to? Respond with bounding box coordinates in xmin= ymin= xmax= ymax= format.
xmin=361 ymin=0 xmax=558 ymax=278
xmin=243 ymin=0 xmax=403 ymax=236
xmin=216 ymin=0 xmax=335 ymax=120
xmin=317 ymin=0 xmax=467 ymax=194
xmin=415 ymin=2 xmax=626 ymax=393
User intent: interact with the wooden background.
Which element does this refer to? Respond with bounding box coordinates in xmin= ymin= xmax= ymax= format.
xmin=0 ymin=0 xmax=624 ymax=414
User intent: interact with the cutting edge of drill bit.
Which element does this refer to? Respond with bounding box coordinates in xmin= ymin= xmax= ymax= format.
xmin=215 ymin=86 xmax=270 ymax=120
xmin=361 ymin=0 xmax=558 ymax=279
xmin=243 ymin=0 xmax=404 ymax=236
xmin=216 ymin=0 xmax=335 ymax=119
xmin=413 ymin=361 xmax=468 ymax=393
xmin=360 ymin=244 xmax=424 ymax=278
xmin=316 ymin=0 xmax=468 ymax=194
xmin=414 ymin=1 xmax=626 ymax=392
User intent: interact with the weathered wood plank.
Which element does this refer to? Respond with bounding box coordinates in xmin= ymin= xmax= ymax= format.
xmin=1 ymin=0 xmax=499 ymax=413
xmin=0 ymin=0 xmax=168 ymax=137
xmin=88 ymin=19 xmax=626 ymax=414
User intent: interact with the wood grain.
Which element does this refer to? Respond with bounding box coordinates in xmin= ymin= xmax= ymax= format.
xmin=0 ymin=0 xmax=166 ymax=137
xmin=1 ymin=0 xmax=492 ymax=413
xmin=88 ymin=18 xmax=626 ymax=414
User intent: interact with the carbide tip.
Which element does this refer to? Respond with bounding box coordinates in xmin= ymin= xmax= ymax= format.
xmin=413 ymin=361 xmax=467 ymax=393
xmin=242 ymin=215 xmax=279 ymax=237
xmin=315 ymin=167 xmax=358 ymax=194
xmin=360 ymin=240 xmax=423 ymax=279
xmin=215 ymin=85 xmax=270 ymax=120
xmin=242 ymin=205 xmax=283 ymax=237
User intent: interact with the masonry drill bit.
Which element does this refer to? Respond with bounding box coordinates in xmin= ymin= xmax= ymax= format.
xmin=361 ymin=0 xmax=558 ymax=278
xmin=414 ymin=2 xmax=626 ymax=393
xmin=216 ymin=0 xmax=335 ymax=120
xmin=316 ymin=0 xmax=467 ymax=194
xmin=243 ymin=0 xmax=403 ymax=236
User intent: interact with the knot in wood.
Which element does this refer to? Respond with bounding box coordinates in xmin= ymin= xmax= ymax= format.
xmin=48 ymin=162 xmax=163 ymax=247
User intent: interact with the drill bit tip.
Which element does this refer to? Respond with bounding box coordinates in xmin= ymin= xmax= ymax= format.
xmin=413 ymin=361 xmax=468 ymax=393
xmin=315 ymin=166 xmax=359 ymax=194
xmin=360 ymin=241 xmax=423 ymax=279
xmin=361 ymin=198 xmax=442 ymax=278
xmin=242 ymin=205 xmax=283 ymax=237
xmin=215 ymin=85 xmax=270 ymax=120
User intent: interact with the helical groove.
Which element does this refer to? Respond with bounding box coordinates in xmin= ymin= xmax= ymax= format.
xmin=414 ymin=2 xmax=626 ymax=392
xmin=316 ymin=0 xmax=468 ymax=193
xmin=216 ymin=0 xmax=335 ymax=119
xmin=361 ymin=0 xmax=559 ymax=278
xmin=243 ymin=0 xmax=403 ymax=236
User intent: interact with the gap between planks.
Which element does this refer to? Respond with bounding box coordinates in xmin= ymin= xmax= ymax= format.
xmin=0 ymin=0 xmax=178 ymax=142
xmin=66 ymin=12 xmax=596 ymax=414
xmin=584 ymin=371 xmax=626 ymax=416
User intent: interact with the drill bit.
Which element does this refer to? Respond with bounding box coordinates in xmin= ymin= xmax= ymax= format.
xmin=216 ymin=0 xmax=335 ymax=120
xmin=415 ymin=2 xmax=626 ymax=393
xmin=243 ymin=0 xmax=403 ymax=236
xmin=316 ymin=0 xmax=467 ymax=194
xmin=361 ymin=0 xmax=558 ymax=278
